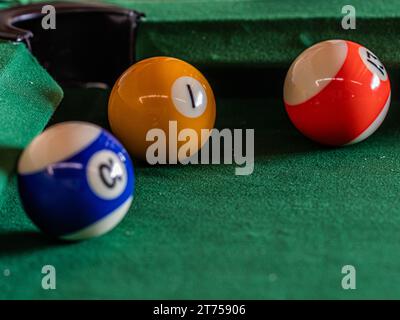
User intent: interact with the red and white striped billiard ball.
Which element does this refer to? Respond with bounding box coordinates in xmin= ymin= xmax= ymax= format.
xmin=283 ymin=40 xmax=391 ymax=146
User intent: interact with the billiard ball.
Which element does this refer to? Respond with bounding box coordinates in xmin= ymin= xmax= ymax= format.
xmin=283 ymin=40 xmax=391 ymax=146
xmin=17 ymin=122 xmax=135 ymax=240
xmin=108 ymin=56 xmax=216 ymax=162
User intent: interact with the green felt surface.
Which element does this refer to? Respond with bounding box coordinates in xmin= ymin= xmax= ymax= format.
xmin=0 ymin=41 xmax=63 ymax=205
xmin=1 ymin=87 xmax=400 ymax=299
xmin=108 ymin=0 xmax=400 ymax=67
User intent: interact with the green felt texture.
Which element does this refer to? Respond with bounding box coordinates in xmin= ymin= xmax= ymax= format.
xmin=1 ymin=87 xmax=400 ymax=299
xmin=0 ymin=41 xmax=63 ymax=206
xmin=0 ymin=1 xmax=31 ymax=9
xmin=106 ymin=0 xmax=400 ymax=67
xmin=17 ymin=0 xmax=400 ymax=67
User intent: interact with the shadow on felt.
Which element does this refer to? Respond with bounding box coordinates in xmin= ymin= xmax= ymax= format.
xmin=0 ymin=230 xmax=72 ymax=257
xmin=0 ymin=146 xmax=22 ymax=173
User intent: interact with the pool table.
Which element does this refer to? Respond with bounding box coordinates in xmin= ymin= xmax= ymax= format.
xmin=1 ymin=0 xmax=400 ymax=299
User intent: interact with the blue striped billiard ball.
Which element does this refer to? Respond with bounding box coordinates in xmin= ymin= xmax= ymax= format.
xmin=17 ymin=121 xmax=135 ymax=240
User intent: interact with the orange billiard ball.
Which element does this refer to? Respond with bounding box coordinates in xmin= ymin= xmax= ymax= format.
xmin=108 ymin=57 xmax=216 ymax=162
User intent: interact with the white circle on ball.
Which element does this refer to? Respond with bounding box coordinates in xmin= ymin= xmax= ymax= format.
xmin=359 ymin=47 xmax=388 ymax=81
xmin=171 ymin=76 xmax=207 ymax=118
xmin=87 ymin=150 xmax=127 ymax=200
